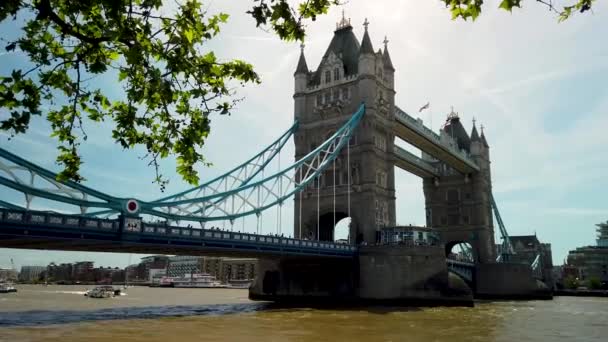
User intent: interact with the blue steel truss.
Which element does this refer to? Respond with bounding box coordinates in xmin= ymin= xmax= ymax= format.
xmin=84 ymin=120 xmax=299 ymax=218
xmin=491 ymin=193 xmax=515 ymax=262
xmin=0 ymin=104 xmax=364 ymax=224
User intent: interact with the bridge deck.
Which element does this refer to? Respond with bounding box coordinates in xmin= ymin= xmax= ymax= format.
xmin=0 ymin=209 xmax=355 ymax=258
xmin=393 ymin=146 xmax=439 ymax=178
xmin=393 ymin=106 xmax=479 ymax=174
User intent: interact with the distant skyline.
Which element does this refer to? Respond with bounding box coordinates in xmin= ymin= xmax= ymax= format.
xmin=2 ymin=1 xmax=608 ymax=268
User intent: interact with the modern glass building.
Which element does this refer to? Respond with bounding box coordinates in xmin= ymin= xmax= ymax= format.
xmin=565 ymin=220 xmax=608 ymax=282
xmin=597 ymin=220 xmax=608 ymax=247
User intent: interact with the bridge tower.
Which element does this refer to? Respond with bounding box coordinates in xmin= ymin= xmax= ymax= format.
xmin=293 ymin=16 xmax=396 ymax=244
xmin=422 ymin=115 xmax=496 ymax=263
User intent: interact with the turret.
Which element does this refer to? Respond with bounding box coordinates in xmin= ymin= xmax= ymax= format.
xmin=382 ymin=36 xmax=395 ymax=89
xmin=294 ymin=44 xmax=309 ymax=94
xmin=358 ymin=18 xmax=375 ymax=76
xmin=470 ymin=119 xmax=482 ymax=156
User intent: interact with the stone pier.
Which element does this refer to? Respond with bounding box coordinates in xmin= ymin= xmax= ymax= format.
xmin=249 ymin=246 xmax=473 ymax=306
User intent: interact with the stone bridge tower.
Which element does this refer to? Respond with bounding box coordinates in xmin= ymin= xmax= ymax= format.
xmin=293 ymin=17 xmax=396 ymax=244
xmin=422 ymin=114 xmax=496 ymax=263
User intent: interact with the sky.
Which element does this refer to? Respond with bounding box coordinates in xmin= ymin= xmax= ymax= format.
xmin=1 ymin=0 xmax=607 ymax=269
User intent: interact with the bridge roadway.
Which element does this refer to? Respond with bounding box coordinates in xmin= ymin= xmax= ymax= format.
xmin=0 ymin=207 xmax=476 ymax=281
xmin=0 ymin=208 xmax=355 ymax=258
xmin=393 ymin=106 xmax=479 ymax=174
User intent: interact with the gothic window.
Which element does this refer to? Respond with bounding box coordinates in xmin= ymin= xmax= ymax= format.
xmin=373 ymin=133 xmax=387 ymax=151
xmin=325 ymin=70 xmax=331 ymax=83
xmin=334 ymin=68 xmax=340 ymax=81
xmin=351 ymin=165 xmax=360 ymax=184
xmin=341 ymin=87 xmax=349 ymax=100
xmin=376 ymin=171 xmax=387 ymax=188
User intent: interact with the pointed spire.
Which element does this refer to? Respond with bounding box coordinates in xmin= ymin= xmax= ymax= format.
xmin=471 ymin=117 xmax=480 ymax=141
xmin=480 ymin=124 xmax=489 ymax=147
xmin=382 ymin=36 xmax=395 ymax=71
xmin=336 ymin=9 xmax=352 ymax=30
xmin=360 ymin=18 xmax=374 ymax=55
xmin=294 ymin=43 xmax=308 ymax=75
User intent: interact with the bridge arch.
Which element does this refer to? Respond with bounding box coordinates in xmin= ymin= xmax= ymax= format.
xmin=302 ymin=205 xmax=359 ymax=243
xmin=445 ymin=241 xmax=476 ymax=263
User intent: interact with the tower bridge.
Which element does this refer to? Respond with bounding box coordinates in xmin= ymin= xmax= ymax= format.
xmin=0 ymin=16 xmax=552 ymax=304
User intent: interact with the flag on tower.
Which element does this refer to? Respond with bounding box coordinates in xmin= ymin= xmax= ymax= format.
xmin=418 ymin=102 xmax=430 ymax=112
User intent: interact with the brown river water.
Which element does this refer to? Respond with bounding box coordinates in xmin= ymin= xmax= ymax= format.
xmin=1 ymin=285 xmax=606 ymax=342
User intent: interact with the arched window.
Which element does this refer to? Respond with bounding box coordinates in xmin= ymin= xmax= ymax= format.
xmin=325 ymin=70 xmax=331 ymax=83
xmin=334 ymin=68 xmax=340 ymax=81
xmin=341 ymin=87 xmax=349 ymax=100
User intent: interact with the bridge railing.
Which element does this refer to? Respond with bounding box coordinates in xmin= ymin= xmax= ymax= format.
xmin=394 ymin=106 xmax=478 ymax=170
xmin=0 ymin=208 xmax=356 ymax=254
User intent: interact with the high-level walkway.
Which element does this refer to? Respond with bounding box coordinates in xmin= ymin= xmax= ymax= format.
xmin=393 ymin=106 xmax=479 ymax=174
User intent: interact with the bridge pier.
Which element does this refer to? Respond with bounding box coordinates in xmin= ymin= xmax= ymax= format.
xmin=474 ymin=262 xmax=553 ymax=300
xmin=249 ymin=246 xmax=473 ymax=306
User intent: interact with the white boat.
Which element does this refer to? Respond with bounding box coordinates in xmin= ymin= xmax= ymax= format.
xmin=172 ymin=273 xmax=226 ymax=288
xmin=84 ymin=285 xmax=119 ymax=298
xmin=0 ymin=283 xmax=17 ymax=293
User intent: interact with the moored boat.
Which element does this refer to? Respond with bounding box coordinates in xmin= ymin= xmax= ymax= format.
xmin=172 ymin=273 xmax=226 ymax=288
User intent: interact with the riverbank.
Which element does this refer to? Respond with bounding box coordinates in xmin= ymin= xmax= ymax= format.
xmin=555 ymin=289 xmax=608 ymax=297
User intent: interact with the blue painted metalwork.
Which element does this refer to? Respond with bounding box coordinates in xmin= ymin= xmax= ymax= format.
xmin=447 ymin=259 xmax=475 ymax=282
xmin=0 ymin=104 xmax=364 ymax=224
xmin=491 ymin=193 xmax=515 ymax=262
xmin=136 ymin=103 xmax=365 ymax=222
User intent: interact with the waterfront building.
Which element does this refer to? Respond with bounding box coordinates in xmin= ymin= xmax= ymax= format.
xmin=219 ymin=258 xmax=257 ymax=283
xmin=73 ymin=261 xmax=95 ymax=282
xmin=93 ymin=267 xmax=125 ymax=284
xmin=0 ymin=267 xmax=18 ymax=281
xmin=18 ymin=266 xmax=46 ymax=282
xmin=166 ymin=256 xmax=202 ymax=277
xmin=564 ymin=220 xmax=608 ymax=284
xmin=597 ymin=220 xmax=608 ymax=247
xmin=46 ymin=262 xmax=73 ymax=283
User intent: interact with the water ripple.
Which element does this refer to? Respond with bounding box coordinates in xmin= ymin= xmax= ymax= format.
xmin=0 ymin=302 xmax=269 ymax=327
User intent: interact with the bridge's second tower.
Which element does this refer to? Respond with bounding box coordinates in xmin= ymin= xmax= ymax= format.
xmin=423 ymin=116 xmax=496 ymax=263
xmin=293 ymin=17 xmax=396 ymax=243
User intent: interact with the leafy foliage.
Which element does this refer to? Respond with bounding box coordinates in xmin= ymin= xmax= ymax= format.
xmin=564 ymin=275 xmax=580 ymax=289
xmin=587 ymin=276 xmax=601 ymax=289
xmin=0 ymin=0 xmax=595 ymax=188
xmin=0 ymin=0 xmax=336 ymax=188
xmin=440 ymin=0 xmax=595 ymax=21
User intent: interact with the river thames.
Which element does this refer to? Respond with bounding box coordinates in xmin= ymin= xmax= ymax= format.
xmin=0 ymin=285 xmax=606 ymax=341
